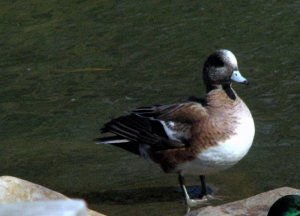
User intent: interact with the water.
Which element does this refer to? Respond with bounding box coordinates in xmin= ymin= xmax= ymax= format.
xmin=0 ymin=1 xmax=299 ymax=215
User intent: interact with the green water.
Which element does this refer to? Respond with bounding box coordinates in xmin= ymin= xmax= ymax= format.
xmin=0 ymin=1 xmax=299 ymax=215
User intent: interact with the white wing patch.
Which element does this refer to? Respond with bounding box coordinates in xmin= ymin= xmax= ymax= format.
xmin=160 ymin=121 xmax=178 ymax=140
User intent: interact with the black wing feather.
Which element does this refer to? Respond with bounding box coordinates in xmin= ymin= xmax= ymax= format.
xmin=96 ymin=113 xmax=185 ymax=154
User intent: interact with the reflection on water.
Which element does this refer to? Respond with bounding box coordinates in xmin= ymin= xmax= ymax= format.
xmin=0 ymin=1 xmax=299 ymax=216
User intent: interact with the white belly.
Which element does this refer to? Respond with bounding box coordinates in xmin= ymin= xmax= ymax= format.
xmin=176 ymin=108 xmax=255 ymax=175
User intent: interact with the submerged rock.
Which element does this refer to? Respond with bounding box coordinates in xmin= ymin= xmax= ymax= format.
xmin=187 ymin=187 xmax=300 ymax=216
xmin=0 ymin=176 xmax=104 ymax=216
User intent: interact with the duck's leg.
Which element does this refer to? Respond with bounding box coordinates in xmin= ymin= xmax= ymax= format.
xmin=200 ymin=175 xmax=207 ymax=197
xmin=178 ymin=174 xmax=210 ymax=208
xmin=199 ymin=175 xmax=214 ymax=200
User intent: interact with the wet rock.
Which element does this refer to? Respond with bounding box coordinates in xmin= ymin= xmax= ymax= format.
xmin=187 ymin=187 xmax=300 ymax=216
xmin=0 ymin=176 xmax=104 ymax=216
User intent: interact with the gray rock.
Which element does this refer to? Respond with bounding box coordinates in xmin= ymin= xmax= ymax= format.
xmin=0 ymin=176 xmax=105 ymax=216
xmin=187 ymin=187 xmax=300 ymax=216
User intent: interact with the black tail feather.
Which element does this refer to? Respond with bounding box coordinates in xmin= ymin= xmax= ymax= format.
xmin=101 ymin=115 xmax=146 ymax=142
xmin=94 ymin=135 xmax=124 ymax=144
xmin=94 ymin=136 xmax=140 ymax=155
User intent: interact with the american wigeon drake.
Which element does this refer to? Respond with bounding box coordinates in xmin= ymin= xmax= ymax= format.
xmin=95 ymin=49 xmax=255 ymax=207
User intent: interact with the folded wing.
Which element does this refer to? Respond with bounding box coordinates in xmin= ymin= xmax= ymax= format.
xmin=96 ymin=102 xmax=208 ymax=156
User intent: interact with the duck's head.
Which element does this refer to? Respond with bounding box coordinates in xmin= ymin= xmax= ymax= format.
xmin=203 ymin=49 xmax=248 ymax=93
xmin=268 ymin=195 xmax=300 ymax=216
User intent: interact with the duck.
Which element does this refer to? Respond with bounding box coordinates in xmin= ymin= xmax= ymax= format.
xmin=268 ymin=195 xmax=300 ymax=216
xmin=95 ymin=49 xmax=255 ymax=207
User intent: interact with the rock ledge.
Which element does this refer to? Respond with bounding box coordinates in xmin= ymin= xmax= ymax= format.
xmin=0 ymin=176 xmax=104 ymax=216
xmin=187 ymin=187 xmax=300 ymax=216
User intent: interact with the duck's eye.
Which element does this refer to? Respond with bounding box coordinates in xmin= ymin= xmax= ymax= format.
xmin=213 ymin=58 xmax=224 ymax=67
xmin=209 ymin=55 xmax=224 ymax=67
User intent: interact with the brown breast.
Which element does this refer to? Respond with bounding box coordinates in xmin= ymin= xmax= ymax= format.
xmin=150 ymin=89 xmax=243 ymax=173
